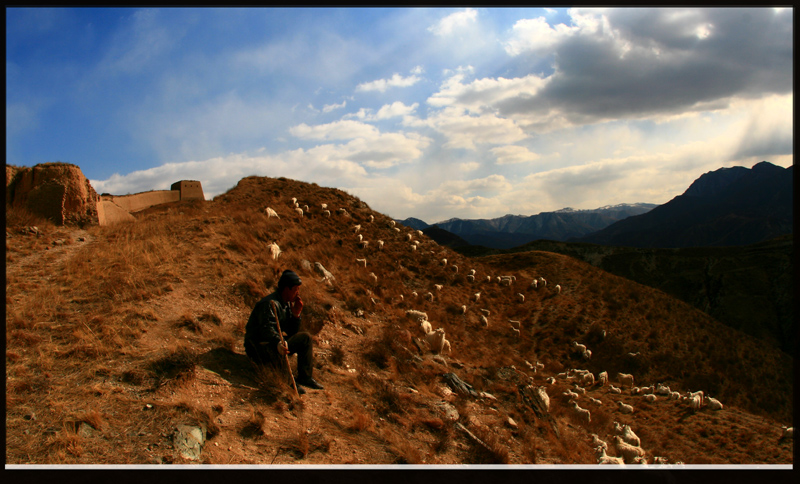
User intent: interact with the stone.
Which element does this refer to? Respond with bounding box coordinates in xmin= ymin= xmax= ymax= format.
xmin=6 ymin=163 xmax=99 ymax=226
xmin=173 ymin=424 xmax=206 ymax=461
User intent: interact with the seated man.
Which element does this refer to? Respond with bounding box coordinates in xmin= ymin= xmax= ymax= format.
xmin=244 ymin=269 xmax=323 ymax=393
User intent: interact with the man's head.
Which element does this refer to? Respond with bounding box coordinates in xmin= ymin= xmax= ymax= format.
xmin=277 ymin=270 xmax=302 ymax=302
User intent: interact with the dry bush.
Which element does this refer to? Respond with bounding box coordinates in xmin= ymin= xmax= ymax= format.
xmin=240 ymin=406 xmax=267 ymax=438
xmin=346 ymin=405 xmax=375 ymax=432
xmin=463 ymin=425 xmax=510 ymax=464
xmin=380 ymin=427 xmax=425 ymax=464
xmin=147 ymin=344 xmax=199 ymax=388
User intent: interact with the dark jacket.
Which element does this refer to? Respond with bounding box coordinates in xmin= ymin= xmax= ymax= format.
xmin=244 ymin=291 xmax=302 ymax=350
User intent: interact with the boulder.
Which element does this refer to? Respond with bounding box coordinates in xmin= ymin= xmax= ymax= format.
xmin=6 ymin=162 xmax=99 ymax=226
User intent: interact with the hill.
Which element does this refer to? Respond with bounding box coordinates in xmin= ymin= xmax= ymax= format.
xmin=432 ymin=204 xmax=656 ymax=249
xmin=574 ymin=162 xmax=793 ymax=248
xmin=5 ymin=173 xmax=794 ymax=466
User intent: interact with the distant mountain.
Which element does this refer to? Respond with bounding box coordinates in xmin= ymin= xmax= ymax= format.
xmin=396 ymin=217 xmax=430 ymax=231
xmin=432 ymin=204 xmax=656 ymax=249
xmin=574 ymin=161 xmax=793 ymax=248
xmin=421 ymin=225 xmax=471 ymax=248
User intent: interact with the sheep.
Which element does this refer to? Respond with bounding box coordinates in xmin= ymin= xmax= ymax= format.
xmin=357 ymin=234 xmax=363 ymax=242
xmin=690 ymin=394 xmax=703 ymax=411
xmin=581 ymin=372 xmax=595 ymax=387
xmin=656 ymin=383 xmax=671 ymax=395
xmin=406 ymin=233 xmax=413 ymax=241
xmin=367 ymin=272 xmax=378 ymax=285
xmin=644 ymin=394 xmax=657 ymax=403
xmin=546 ymin=377 xmax=556 ymax=385
xmin=631 ymin=387 xmax=641 ymax=395
xmin=653 ymin=456 xmax=669 ymax=465
xmin=389 ymin=220 xmax=396 ymax=227
xmin=451 ymin=265 xmax=458 ymax=273
xmin=338 ymin=208 xmax=348 ymax=216
xmin=321 ymin=203 xmax=328 ymax=210
xmin=609 ymin=385 xmax=622 ymax=394
xmin=554 ymin=284 xmax=561 ymax=294
xmin=265 ymin=207 xmax=280 ymax=218
xmin=595 ymin=446 xmax=625 ymax=466
xmin=556 ymin=372 xmax=568 ymax=379
xmin=416 ymin=230 xmax=423 ymax=237
xmin=468 ymin=269 xmax=476 ymax=276
xmin=353 ymin=224 xmax=361 ymax=233
xmin=480 ymin=309 xmax=490 ymax=316
xmin=572 ymin=384 xmax=586 ymax=395
xmin=466 ymin=275 xmax=475 ymax=283
xmin=613 ymin=422 xmax=641 ymax=447
xmin=424 ymin=292 xmax=434 ymax=302
xmin=480 ymin=315 xmax=489 ymax=327
xmin=538 ymin=276 xmax=546 ymax=287
xmin=705 ymin=396 xmax=723 ymax=410
xmin=517 ymin=293 xmax=525 ymax=303
xmin=617 ymin=373 xmax=635 ymax=388
xmin=598 ymin=371 xmax=608 ymax=386
xmin=535 ymin=361 xmax=545 ymax=371
xmin=509 ymin=320 xmax=521 ymax=330
xmin=639 ymin=385 xmax=655 ymax=395
xmin=583 ymin=349 xmax=592 ymax=360
xmin=394 ymin=227 xmax=401 ymax=232
xmin=780 ymin=426 xmax=794 ymax=440
xmin=562 ymin=390 xmax=580 ymax=400
xmin=294 ymin=207 xmax=304 ymax=217
xmin=500 ymin=276 xmax=513 ymax=287
xmin=425 ymin=328 xmax=451 ymax=354
xmin=314 ymin=262 xmax=335 ymax=283
xmin=267 ymin=242 xmax=281 ymax=261
xmin=569 ymin=401 xmax=591 ymax=423
xmin=473 ymin=292 xmax=481 ymax=302
xmin=669 ymin=391 xmax=681 ymax=400
xmin=356 ymin=258 xmax=367 ymax=267
xmin=420 ymin=320 xmax=432 ymax=334
xmin=613 ymin=436 xmax=645 ymax=464
xmin=617 ymin=401 xmax=634 ymax=414
xmin=358 ymin=240 xmax=369 ymax=249
xmin=572 ymin=341 xmax=587 ymax=354
xmin=322 ymin=210 xmax=331 ymax=217
xmin=530 ymin=279 xmax=538 ymax=289
xmin=410 ymin=244 xmax=417 ymax=251
xmin=440 ymin=258 xmax=447 ymax=266
xmin=486 ymin=276 xmax=492 ymax=283
xmin=291 ymin=197 xmax=297 ymax=205
xmin=369 ymin=215 xmax=374 ymax=223
xmin=377 ymin=240 xmax=384 ymax=250
xmin=434 ymin=284 xmax=443 ymax=291
xmin=588 ymin=397 xmax=603 ymax=406
xmin=460 ymin=305 xmax=467 ymax=314
xmin=303 ymin=204 xmax=309 ymax=213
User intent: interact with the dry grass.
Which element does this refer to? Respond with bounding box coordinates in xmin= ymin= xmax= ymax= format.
xmin=4 ymin=174 xmax=794 ymax=466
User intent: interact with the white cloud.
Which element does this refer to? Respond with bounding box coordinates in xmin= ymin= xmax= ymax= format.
xmin=491 ymin=145 xmax=541 ymax=165
xmin=356 ymin=73 xmax=421 ymax=93
xmin=322 ymin=100 xmax=347 ymax=113
xmin=289 ymin=120 xmax=379 ymax=141
xmin=428 ymin=72 xmax=550 ymax=115
xmin=422 ymin=111 xmax=527 ymax=150
xmin=428 ymin=8 xmax=478 ymax=37
xmin=459 ymin=162 xmax=480 ymax=172
xmin=503 ymin=16 xmax=578 ymax=56
xmin=375 ymin=102 xmax=418 ymax=120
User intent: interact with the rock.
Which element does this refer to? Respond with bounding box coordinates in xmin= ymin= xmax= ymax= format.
xmin=436 ymin=402 xmax=459 ymax=422
xmin=507 ymin=417 xmax=518 ymax=429
xmin=442 ymin=372 xmax=479 ymax=397
xmin=173 ymin=424 xmax=206 ymax=461
xmin=6 ymin=162 xmax=100 ymax=226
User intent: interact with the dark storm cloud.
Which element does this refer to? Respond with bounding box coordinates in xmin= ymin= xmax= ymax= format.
xmin=498 ymin=8 xmax=792 ymax=123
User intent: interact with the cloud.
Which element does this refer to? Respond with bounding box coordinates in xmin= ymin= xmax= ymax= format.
xmin=289 ymin=120 xmax=380 ymax=141
xmin=322 ymin=100 xmax=347 ymax=113
xmin=421 ymin=111 xmax=527 ymax=150
xmin=97 ymin=9 xmax=178 ymax=76
xmin=375 ymin=102 xmax=418 ymax=120
xmin=356 ymin=73 xmax=421 ymax=93
xmin=459 ymin=162 xmax=480 ymax=172
xmin=503 ymin=16 xmax=578 ymax=56
xmin=491 ymin=145 xmax=541 ymax=165
xmin=427 ymin=71 xmax=550 ymax=114
xmin=428 ymin=8 xmax=478 ymax=37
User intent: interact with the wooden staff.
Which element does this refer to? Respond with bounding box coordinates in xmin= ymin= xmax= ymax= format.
xmin=270 ymin=300 xmax=302 ymax=398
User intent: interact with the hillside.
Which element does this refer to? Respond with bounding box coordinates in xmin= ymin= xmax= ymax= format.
xmin=575 ymin=162 xmax=793 ymax=248
xmin=5 ymin=174 xmax=794 ymax=467
xmin=498 ymin=237 xmax=794 ymax=357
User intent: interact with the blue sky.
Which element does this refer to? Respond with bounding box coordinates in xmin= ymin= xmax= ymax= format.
xmin=6 ymin=7 xmax=793 ymax=223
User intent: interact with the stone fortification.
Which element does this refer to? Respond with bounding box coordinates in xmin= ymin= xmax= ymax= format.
xmin=7 ymin=162 xmax=205 ymax=226
xmin=6 ymin=162 xmax=99 ymax=226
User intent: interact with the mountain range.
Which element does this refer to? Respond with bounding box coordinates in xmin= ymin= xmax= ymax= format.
xmin=400 ymin=204 xmax=657 ymax=250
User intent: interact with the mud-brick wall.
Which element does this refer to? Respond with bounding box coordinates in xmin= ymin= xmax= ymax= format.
xmin=106 ymin=190 xmax=181 ymax=213
xmin=171 ymin=180 xmax=204 ymax=200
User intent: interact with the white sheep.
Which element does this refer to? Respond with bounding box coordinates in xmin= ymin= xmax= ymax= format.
xmin=353 ymin=224 xmax=361 ymax=233
xmin=581 ymin=372 xmax=595 ymax=387
xmin=357 ymin=234 xmax=363 ymax=242
xmin=267 ymin=242 xmax=281 ymax=261
xmin=780 ymin=426 xmax=794 ymax=440
xmin=530 ymin=279 xmax=538 ymax=289
xmin=321 ymin=203 xmax=327 ymax=210
xmin=389 ymin=220 xmax=396 ymax=227
xmin=420 ymin=320 xmax=432 ymax=334
xmin=452 ymin=265 xmax=458 ymax=273
xmin=486 ymin=276 xmax=492 ymax=283
xmin=644 ymin=394 xmax=657 ymax=403
xmin=588 ymin=397 xmax=603 ymax=406
xmin=614 ymin=422 xmax=641 ymax=447
xmin=356 ymin=258 xmax=367 ymax=267
xmin=294 ymin=207 xmax=304 ymax=217
xmin=705 ymin=396 xmax=723 ymax=410
xmin=690 ymin=394 xmax=703 ymax=411
xmin=583 ymin=349 xmax=592 ymax=360
xmin=369 ymin=215 xmax=374 ymax=223
xmin=468 ymin=269 xmax=476 ymax=276
xmin=425 ymin=328 xmax=451 ymax=354
xmin=595 ymin=446 xmax=625 ymax=465
xmin=535 ymin=361 xmax=545 ymax=371
xmin=609 ymin=385 xmax=622 ymax=394
xmin=538 ymin=276 xmax=546 ymax=287
xmin=631 ymin=387 xmax=641 ymax=396
xmin=425 ymin=292 xmax=434 ymax=302
xmin=572 ymin=341 xmax=587 ymax=354
xmin=569 ymin=401 xmax=591 ymax=423
xmin=617 ymin=401 xmax=634 ymax=414
xmin=367 ymin=272 xmax=378 ymax=285
xmin=480 ymin=309 xmax=491 ymax=316
xmin=640 ymin=385 xmax=655 ymax=395
xmin=322 ymin=210 xmax=331 ymax=217
xmin=598 ymin=371 xmax=608 ymax=386
xmin=303 ymin=204 xmax=309 ymax=212
xmin=669 ymin=391 xmax=681 ymax=400
xmin=394 ymin=227 xmax=400 ymax=232
xmin=434 ymin=284 xmax=443 ymax=291
xmin=460 ymin=305 xmax=467 ymax=314
xmin=406 ymin=233 xmax=413 ymax=241
xmin=500 ymin=276 xmax=513 ymax=287
xmin=572 ymin=384 xmax=586 ymax=395
xmin=534 ymin=386 xmax=550 ymax=412
xmin=377 ymin=240 xmax=384 ymax=250
xmin=473 ymin=292 xmax=481 ymax=302
xmin=265 ymin=207 xmax=280 ymax=218
xmin=314 ymin=262 xmax=335 ymax=283
xmin=656 ymin=383 xmax=671 ymax=395
xmin=440 ymin=258 xmax=447 ymax=266
xmin=546 ymin=377 xmax=556 ymax=385
xmin=554 ymin=284 xmax=561 ymax=294
xmin=517 ymin=293 xmax=525 ymax=303
xmin=466 ymin=275 xmax=475 ymax=283
xmin=416 ymin=230 xmax=423 ymax=237
xmin=562 ymin=390 xmax=580 ymax=400
xmin=410 ymin=244 xmax=417 ymax=251
xmin=613 ymin=436 xmax=645 ymax=464
xmin=291 ymin=197 xmax=297 ymax=205
xmin=617 ymin=373 xmax=635 ymax=388
xmin=480 ymin=314 xmax=489 ymax=327
xmin=359 ymin=240 xmax=369 ymax=249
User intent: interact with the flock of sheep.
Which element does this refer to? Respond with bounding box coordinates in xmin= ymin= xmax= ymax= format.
xmin=261 ymin=195 xmax=793 ymax=465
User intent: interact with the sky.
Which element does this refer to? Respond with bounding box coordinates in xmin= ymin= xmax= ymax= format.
xmin=6 ymin=7 xmax=794 ymax=224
